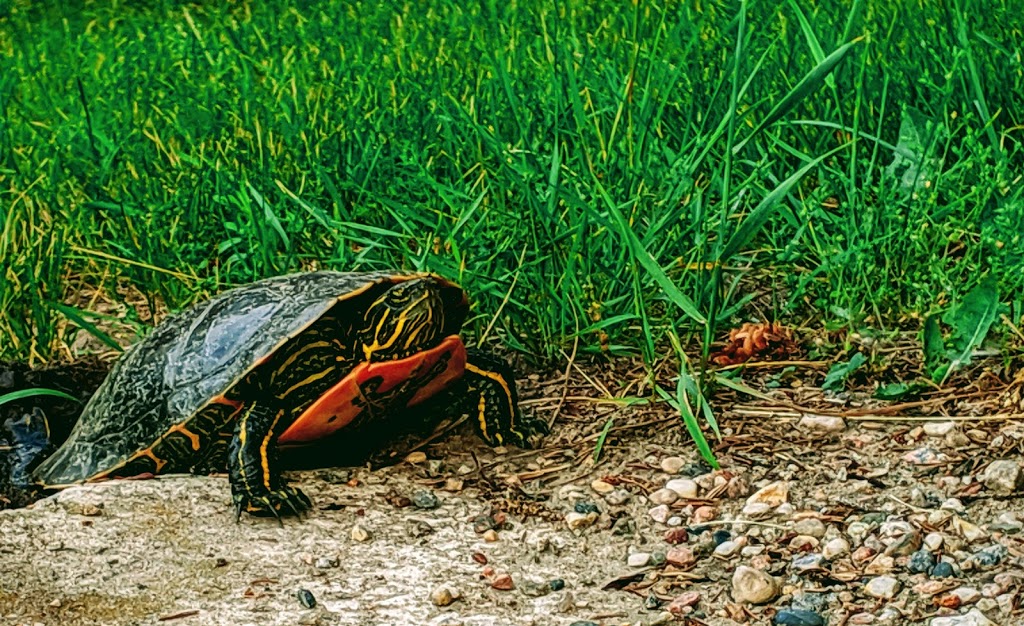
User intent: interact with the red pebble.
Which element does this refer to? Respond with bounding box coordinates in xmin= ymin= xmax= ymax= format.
xmin=490 ymin=573 xmax=514 ymax=591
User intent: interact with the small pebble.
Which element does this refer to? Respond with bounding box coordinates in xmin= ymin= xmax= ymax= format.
xmin=951 ymin=586 xmax=981 ymax=604
xmin=664 ymin=528 xmax=689 ymax=544
xmin=744 ymin=482 xmax=789 ymax=508
xmin=864 ymin=575 xmax=901 ymax=599
xmin=482 ymin=529 xmax=499 ymax=542
xmin=314 ymin=556 xmax=339 ymax=569
xmin=666 ymin=591 xmax=701 ymax=615
xmin=851 ymin=546 xmax=876 ymax=563
xmin=996 ymin=593 xmax=1016 ymax=614
xmin=665 ymin=547 xmax=695 ymax=568
xmin=792 ymin=554 xmax=825 ymax=573
xmin=822 ymin=537 xmax=850 ymax=559
xmin=908 ymin=549 xmax=936 ymax=574
xmin=692 ymin=505 xmax=717 ymax=524
xmin=649 ymin=505 xmax=671 ymax=524
xmin=351 ymin=525 xmax=371 ymax=542
xmin=864 ymin=554 xmax=895 ymax=575
xmin=628 ymin=552 xmax=652 ymax=567
xmin=296 ymin=588 xmax=316 ymax=609
xmin=989 ymin=512 xmax=1023 ymax=533
xmin=565 ymin=511 xmax=598 ymax=530
xmin=731 ymin=565 xmax=779 ymax=604
xmin=590 ymin=479 xmax=615 ymax=494
xmin=574 ymin=502 xmax=600 ymax=515
xmin=665 ymin=478 xmax=699 ymax=499
xmin=661 ymin=456 xmax=685 ymax=474
xmin=982 ymin=460 xmax=1023 ymax=495
xmin=430 ymin=585 xmax=460 ymax=607
xmin=798 ymin=414 xmax=846 ymax=432
xmin=789 ymin=535 xmax=820 ymax=551
xmin=412 ymin=490 xmax=440 ymax=510
xmin=923 ymin=421 xmax=956 ymax=437
xmin=941 ymin=498 xmax=966 ymax=513
xmin=928 ymin=608 xmax=998 ymax=626
xmin=924 ymin=532 xmax=945 ymax=552
xmin=715 ymin=540 xmax=741 ymax=557
xmin=954 ymin=518 xmax=988 ymax=543
xmin=965 ymin=544 xmax=1008 ymax=569
xmin=649 ymin=488 xmax=679 ymax=506
xmin=847 ymin=521 xmax=872 ymax=544
xmin=980 ymin=583 xmax=1001 ymax=599
xmin=915 ymin=580 xmax=948 ymax=595
xmin=404 ymin=451 xmax=427 ymax=464
xmin=490 ymin=573 xmax=514 ymax=590
xmin=743 ymin=502 xmax=775 ymax=519
xmin=931 ymin=562 xmax=956 ymax=578
xmin=792 ymin=518 xmax=827 ymax=538
xmin=903 ymin=447 xmax=947 ymax=464
xmin=774 ymin=608 xmax=825 ymax=626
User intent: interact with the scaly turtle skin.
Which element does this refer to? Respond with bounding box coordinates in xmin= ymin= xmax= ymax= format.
xmin=31 ymin=271 xmax=544 ymax=521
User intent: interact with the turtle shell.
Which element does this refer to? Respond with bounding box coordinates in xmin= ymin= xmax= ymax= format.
xmin=32 ymin=270 xmax=467 ymax=487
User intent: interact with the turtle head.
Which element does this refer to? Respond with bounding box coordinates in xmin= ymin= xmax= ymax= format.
xmin=359 ymin=278 xmax=467 ymax=362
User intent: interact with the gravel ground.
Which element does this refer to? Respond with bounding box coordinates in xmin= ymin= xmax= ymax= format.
xmin=1 ymin=465 xmax=645 ymax=626
xmin=4 ymin=362 xmax=1024 ymax=626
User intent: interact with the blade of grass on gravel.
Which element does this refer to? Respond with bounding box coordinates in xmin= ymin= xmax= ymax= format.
xmin=662 ymin=329 xmax=719 ymax=468
xmin=592 ymin=414 xmax=616 ymax=463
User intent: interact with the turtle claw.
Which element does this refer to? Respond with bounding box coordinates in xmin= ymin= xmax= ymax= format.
xmin=507 ymin=416 xmax=549 ymax=449
xmin=232 ymin=484 xmax=312 ymax=524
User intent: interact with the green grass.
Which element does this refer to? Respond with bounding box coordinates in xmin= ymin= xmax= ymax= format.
xmin=2 ymin=0 xmax=1022 ymax=369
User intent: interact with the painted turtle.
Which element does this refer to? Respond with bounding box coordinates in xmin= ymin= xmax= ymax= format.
xmin=30 ymin=271 xmax=544 ymax=520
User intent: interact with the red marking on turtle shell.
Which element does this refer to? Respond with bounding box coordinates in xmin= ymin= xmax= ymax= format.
xmin=210 ymin=394 xmax=243 ymax=409
xmin=277 ymin=335 xmax=467 ymax=444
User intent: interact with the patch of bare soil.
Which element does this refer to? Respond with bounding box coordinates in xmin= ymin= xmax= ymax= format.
xmin=3 ymin=354 xmax=1024 ymax=626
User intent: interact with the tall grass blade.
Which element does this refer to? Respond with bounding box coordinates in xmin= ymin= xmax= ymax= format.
xmin=596 ymin=184 xmax=706 ymax=325
xmin=52 ymin=303 xmax=125 ymax=352
xmin=0 ymin=388 xmax=82 ymax=406
xmin=733 ymin=40 xmax=859 ymax=153
xmin=719 ymin=148 xmax=839 ymax=261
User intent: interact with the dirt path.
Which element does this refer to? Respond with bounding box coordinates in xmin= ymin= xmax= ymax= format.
xmin=4 ymin=362 xmax=1024 ymax=626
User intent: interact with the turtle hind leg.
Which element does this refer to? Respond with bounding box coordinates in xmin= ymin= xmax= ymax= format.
xmin=227 ymin=402 xmax=311 ymax=523
xmin=462 ymin=348 xmax=548 ymax=449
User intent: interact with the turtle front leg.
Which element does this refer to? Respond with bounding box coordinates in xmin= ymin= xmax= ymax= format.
xmin=227 ymin=402 xmax=311 ymax=523
xmin=462 ymin=349 xmax=548 ymax=448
